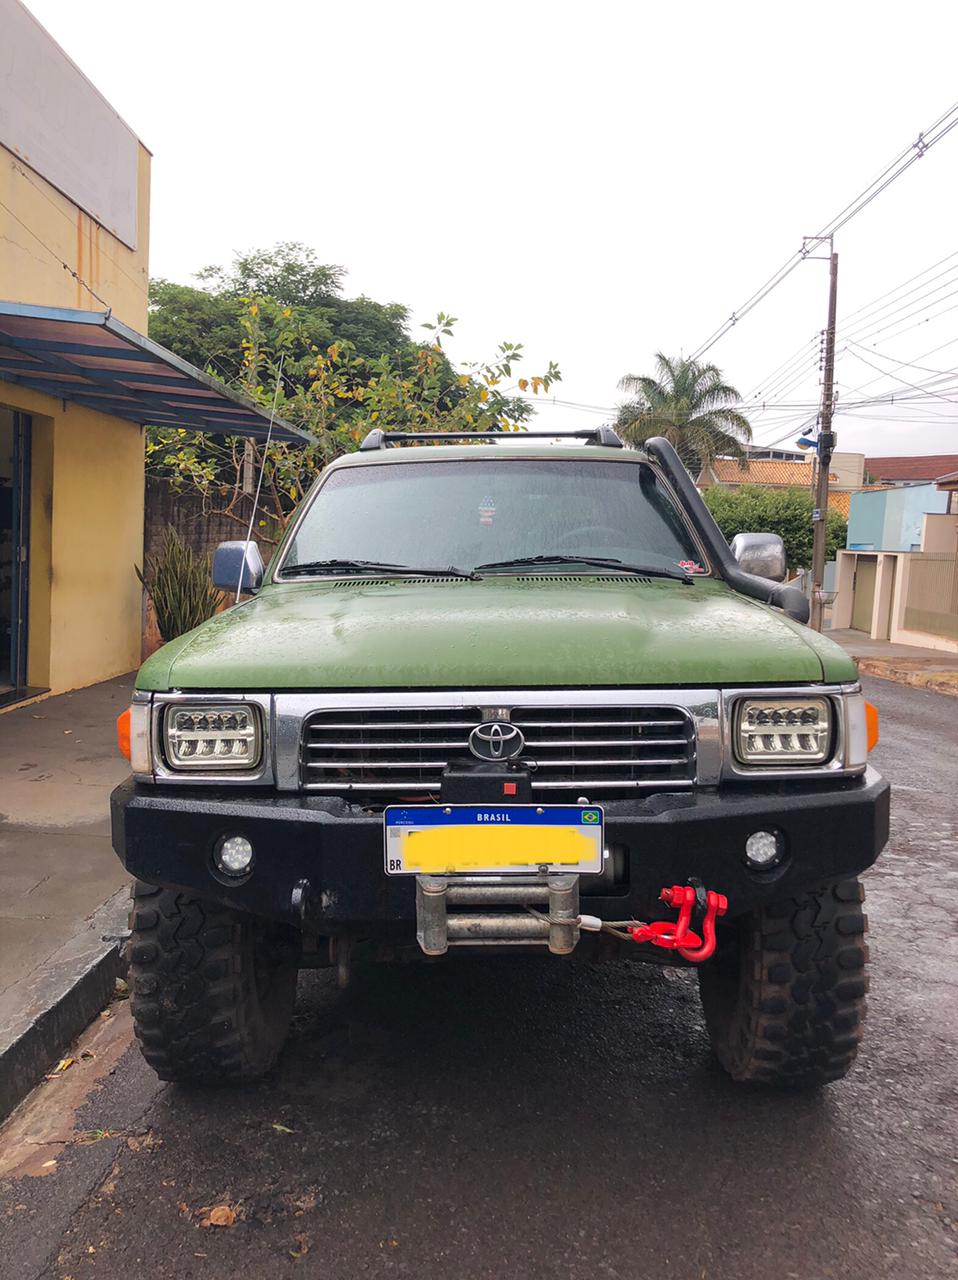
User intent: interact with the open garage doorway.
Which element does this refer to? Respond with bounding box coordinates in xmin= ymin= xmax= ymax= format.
xmin=0 ymin=407 xmax=30 ymax=701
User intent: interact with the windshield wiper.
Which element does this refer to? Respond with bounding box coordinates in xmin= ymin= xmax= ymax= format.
xmin=281 ymin=559 xmax=479 ymax=580
xmin=472 ymin=554 xmax=693 ymax=582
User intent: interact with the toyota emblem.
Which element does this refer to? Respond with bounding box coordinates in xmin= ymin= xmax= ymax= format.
xmin=468 ymin=721 xmax=525 ymax=761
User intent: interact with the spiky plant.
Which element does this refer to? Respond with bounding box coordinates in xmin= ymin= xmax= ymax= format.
xmin=616 ymin=353 xmax=752 ymax=471
xmin=137 ymin=528 xmax=224 ymax=643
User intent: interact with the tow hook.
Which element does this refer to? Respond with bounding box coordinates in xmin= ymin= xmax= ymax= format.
xmin=628 ymin=884 xmax=728 ymax=962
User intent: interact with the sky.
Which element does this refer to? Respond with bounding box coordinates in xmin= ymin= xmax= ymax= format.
xmin=23 ymin=0 xmax=958 ymax=458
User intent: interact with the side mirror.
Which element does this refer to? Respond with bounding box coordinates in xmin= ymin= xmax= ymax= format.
xmin=730 ymin=532 xmax=786 ymax=583
xmin=212 ymin=541 xmax=265 ymax=593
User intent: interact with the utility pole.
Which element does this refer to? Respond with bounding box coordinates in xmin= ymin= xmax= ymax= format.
xmin=810 ymin=247 xmax=839 ymax=631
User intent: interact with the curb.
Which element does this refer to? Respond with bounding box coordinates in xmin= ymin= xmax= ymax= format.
xmin=0 ymin=886 xmax=130 ymax=1123
xmin=857 ymin=659 xmax=958 ymax=699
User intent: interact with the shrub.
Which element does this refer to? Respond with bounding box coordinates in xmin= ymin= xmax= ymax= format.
xmin=702 ymin=484 xmax=846 ymax=571
xmin=137 ymin=528 xmax=223 ymax=642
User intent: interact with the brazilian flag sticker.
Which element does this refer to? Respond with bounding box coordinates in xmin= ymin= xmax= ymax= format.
xmin=581 ymin=809 xmax=601 ymax=825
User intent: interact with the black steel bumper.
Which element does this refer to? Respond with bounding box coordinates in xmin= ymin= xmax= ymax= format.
xmin=111 ymin=769 xmax=889 ymax=933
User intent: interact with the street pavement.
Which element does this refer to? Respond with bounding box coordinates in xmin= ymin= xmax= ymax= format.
xmin=1 ymin=676 xmax=955 ymax=1280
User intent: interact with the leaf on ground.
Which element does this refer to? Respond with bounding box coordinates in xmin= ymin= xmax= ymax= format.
xmin=271 ymin=1123 xmax=295 ymax=1134
xmin=114 ymin=977 xmax=130 ymax=998
xmin=52 ymin=1057 xmax=74 ymax=1074
xmin=289 ymin=1234 xmax=310 ymax=1259
xmin=78 ymin=1129 xmax=113 ymax=1144
xmin=208 ymin=1205 xmax=237 ymax=1228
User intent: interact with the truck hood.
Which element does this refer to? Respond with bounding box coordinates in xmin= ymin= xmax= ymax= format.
xmin=136 ymin=576 xmax=858 ymax=691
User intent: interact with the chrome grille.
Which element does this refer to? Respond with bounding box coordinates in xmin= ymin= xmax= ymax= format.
xmin=301 ymin=704 xmax=695 ymax=798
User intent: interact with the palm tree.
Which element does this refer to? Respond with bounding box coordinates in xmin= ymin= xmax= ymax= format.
xmin=616 ymin=353 xmax=752 ymax=472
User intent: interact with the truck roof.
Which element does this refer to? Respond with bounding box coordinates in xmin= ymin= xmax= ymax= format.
xmin=325 ymin=433 xmax=645 ymax=471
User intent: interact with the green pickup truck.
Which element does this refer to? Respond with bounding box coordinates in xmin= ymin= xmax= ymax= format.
xmin=112 ymin=429 xmax=888 ymax=1089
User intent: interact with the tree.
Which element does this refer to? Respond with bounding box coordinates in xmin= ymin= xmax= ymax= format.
xmin=149 ymin=242 xmax=412 ymax=383
xmin=702 ymin=484 xmax=847 ymax=571
xmin=145 ymin=254 xmax=562 ymax=545
xmin=616 ymin=353 xmax=752 ymax=470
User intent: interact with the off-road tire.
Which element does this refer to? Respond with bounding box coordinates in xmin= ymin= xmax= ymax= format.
xmin=128 ymin=880 xmax=299 ymax=1083
xmin=698 ymin=877 xmax=868 ymax=1088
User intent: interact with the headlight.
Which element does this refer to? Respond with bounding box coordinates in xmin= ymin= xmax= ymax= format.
xmin=163 ymin=704 xmax=262 ymax=771
xmin=733 ymin=697 xmax=832 ymax=766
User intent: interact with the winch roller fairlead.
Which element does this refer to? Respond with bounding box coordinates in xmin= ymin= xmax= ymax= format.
xmin=413 ymin=869 xmax=728 ymax=961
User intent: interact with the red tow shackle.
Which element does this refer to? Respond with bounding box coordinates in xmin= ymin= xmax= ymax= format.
xmin=628 ymin=884 xmax=729 ymax=963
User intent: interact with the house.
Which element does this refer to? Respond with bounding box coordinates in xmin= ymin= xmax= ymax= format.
xmin=0 ymin=0 xmax=302 ymax=706
xmin=832 ymin=476 xmax=958 ymax=652
xmin=864 ymin=454 xmax=958 ymax=486
xmin=696 ymin=453 xmax=873 ymax=519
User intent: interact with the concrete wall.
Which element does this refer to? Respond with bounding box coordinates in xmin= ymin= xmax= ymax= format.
xmin=848 ymin=483 xmax=949 ymax=552
xmin=922 ymin=511 xmax=958 ymax=553
xmin=847 ymin=489 xmax=887 ymax=551
xmin=0 ymin=141 xmax=150 ymax=329
xmin=830 ymin=451 xmax=865 ymax=488
xmin=833 ymin=549 xmax=958 ymax=654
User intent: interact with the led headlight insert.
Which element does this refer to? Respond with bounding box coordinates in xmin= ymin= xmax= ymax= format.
xmin=734 ymin=697 xmax=832 ymax=766
xmin=164 ymin=704 xmax=262 ymax=771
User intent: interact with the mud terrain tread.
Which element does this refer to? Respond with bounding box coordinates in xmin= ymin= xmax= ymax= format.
xmin=699 ymin=878 xmax=868 ymax=1088
xmin=128 ymin=881 xmax=297 ymax=1083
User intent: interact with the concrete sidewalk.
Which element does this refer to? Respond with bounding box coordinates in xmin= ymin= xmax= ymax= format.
xmin=828 ymin=628 xmax=958 ymax=697
xmin=0 ymin=676 xmax=134 ymax=1118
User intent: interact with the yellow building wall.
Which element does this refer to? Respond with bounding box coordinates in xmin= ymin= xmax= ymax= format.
xmin=1 ymin=383 xmax=144 ymax=692
xmin=0 ymin=141 xmax=151 ymax=330
xmin=0 ymin=138 xmax=151 ymax=694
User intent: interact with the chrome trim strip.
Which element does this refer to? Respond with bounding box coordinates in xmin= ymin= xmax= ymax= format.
xmin=144 ymin=685 xmax=864 ymax=791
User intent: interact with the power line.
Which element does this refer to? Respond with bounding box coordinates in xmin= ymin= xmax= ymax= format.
xmin=844 ymin=335 xmax=958 ymax=378
xmin=839 ymin=275 xmax=958 ymax=345
xmin=690 ymin=100 xmax=958 ymax=359
xmin=842 ymin=346 xmax=958 ymax=403
xmin=838 ymin=258 xmax=958 ymax=335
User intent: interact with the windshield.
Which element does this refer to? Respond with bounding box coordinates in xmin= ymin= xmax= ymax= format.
xmin=278 ymin=458 xmax=706 ymax=577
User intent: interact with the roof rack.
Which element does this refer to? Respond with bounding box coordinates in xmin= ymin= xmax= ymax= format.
xmin=358 ymin=426 xmax=625 ymax=452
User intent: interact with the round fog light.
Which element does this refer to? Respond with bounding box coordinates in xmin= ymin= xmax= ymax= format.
xmin=214 ymin=834 xmax=254 ymax=877
xmin=745 ymin=829 xmax=783 ymax=869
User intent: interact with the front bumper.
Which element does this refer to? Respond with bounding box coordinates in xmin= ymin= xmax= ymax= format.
xmin=111 ymin=769 xmax=889 ymax=932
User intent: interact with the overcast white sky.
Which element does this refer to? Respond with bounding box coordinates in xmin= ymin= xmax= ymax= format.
xmin=25 ymin=0 xmax=958 ymax=457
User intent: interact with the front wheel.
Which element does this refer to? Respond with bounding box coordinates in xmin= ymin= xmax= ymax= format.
xmin=698 ymin=878 xmax=868 ymax=1088
xmin=128 ymin=881 xmax=299 ymax=1083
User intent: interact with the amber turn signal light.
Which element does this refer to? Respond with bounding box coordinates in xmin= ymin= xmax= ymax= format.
xmin=865 ymin=701 xmax=879 ymax=752
xmin=117 ymin=708 xmax=132 ymax=761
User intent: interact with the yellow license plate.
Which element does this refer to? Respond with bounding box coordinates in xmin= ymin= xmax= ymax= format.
xmin=384 ymin=804 xmax=604 ymax=876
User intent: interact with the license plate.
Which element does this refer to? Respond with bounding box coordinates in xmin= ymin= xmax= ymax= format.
xmin=384 ymin=804 xmax=604 ymax=876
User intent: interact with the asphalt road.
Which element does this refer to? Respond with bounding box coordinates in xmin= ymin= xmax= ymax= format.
xmin=2 ymin=676 xmax=956 ymax=1280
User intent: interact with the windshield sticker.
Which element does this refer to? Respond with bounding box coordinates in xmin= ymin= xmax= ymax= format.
xmin=678 ymin=559 xmax=706 ymax=574
xmin=479 ymin=497 xmax=497 ymax=527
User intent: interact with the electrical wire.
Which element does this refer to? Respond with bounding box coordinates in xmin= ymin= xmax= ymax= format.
xmin=690 ymin=101 xmax=958 ymax=358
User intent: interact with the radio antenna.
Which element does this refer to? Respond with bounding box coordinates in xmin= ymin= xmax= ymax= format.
xmin=236 ymin=353 xmax=286 ymax=604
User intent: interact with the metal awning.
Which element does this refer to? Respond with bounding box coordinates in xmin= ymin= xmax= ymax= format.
xmin=0 ymin=302 xmax=307 ymax=441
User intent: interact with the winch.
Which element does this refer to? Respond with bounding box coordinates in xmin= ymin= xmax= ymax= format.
xmin=414 ymin=873 xmax=728 ymax=961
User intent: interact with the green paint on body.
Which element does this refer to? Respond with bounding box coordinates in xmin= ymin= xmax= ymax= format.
xmin=136 ymin=576 xmax=858 ymax=692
